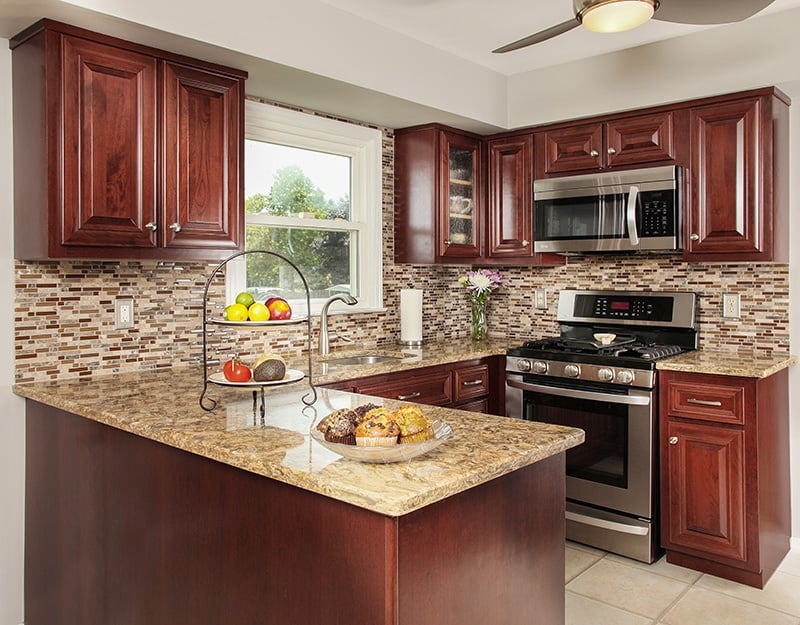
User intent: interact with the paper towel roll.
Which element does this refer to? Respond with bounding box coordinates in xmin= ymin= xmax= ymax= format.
xmin=400 ymin=288 xmax=423 ymax=344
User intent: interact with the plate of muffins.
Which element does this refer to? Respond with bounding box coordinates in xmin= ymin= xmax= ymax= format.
xmin=311 ymin=403 xmax=452 ymax=463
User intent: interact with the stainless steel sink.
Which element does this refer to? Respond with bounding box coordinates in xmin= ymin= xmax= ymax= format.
xmin=325 ymin=355 xmax=401 ymax=366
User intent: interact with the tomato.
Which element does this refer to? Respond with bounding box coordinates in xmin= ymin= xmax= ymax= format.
xmin=223 ymin=357 xmax=251 ymax=383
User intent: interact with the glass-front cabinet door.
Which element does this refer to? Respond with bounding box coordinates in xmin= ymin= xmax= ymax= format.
xmin=439 ymin=130 xmax=481 ymax=259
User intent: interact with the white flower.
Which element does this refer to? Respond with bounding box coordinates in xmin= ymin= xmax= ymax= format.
xmin=469 ymin=273 xmax=492 ymax=293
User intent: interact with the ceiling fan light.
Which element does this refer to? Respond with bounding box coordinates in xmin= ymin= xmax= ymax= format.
xmin=580 ymin=0 xmax=655 ymax=33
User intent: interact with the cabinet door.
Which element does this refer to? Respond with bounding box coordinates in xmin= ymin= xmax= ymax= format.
xmin=60 ymin=35 xmax=158 ymax=249
xmin=606 ymin=112 xmax=675 ymax=169
xmin=162 ymin=61 xmax=243 ymax=251
xmin=685 ymin=97 xmax=767 ymax=259
xmin=439 ymin=131 xmax=481 ymax=259
xmin=539 ymin=123 xmax=603 ymax=175
xmin=662 ymin=419 xmax=748 ymax=563
xmin=487 ymin=136 xmax=533 ymax=259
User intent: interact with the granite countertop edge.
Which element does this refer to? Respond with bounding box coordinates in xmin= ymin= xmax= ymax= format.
xmin=655 ymin=349 xmax=797 ymax=378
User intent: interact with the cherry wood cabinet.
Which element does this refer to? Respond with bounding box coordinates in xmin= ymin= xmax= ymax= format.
xmin=323 ymin=357 xmax=504 ymax=415
xmin=659 ymin=369 xmax=790 ymax=588
xmin=535 ymin=110 xmax=677 ymax=177
xmin=394 ymin=124 xmax=482 ymax=264
xmin=683 ymin=90 xmax=789 ymax=262
xmin=11 ymin=19 xmax=246 ymax=260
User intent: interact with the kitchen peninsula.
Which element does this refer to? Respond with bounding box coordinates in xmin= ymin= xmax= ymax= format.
xmin=16 ymin=366 xmax=583 ymax=625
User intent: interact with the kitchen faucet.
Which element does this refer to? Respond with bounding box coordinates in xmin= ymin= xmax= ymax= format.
xmin=319 ymin=294 xmax=358 ymax=356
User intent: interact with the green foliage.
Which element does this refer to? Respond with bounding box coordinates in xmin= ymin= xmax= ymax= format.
xmin=245 ymin=165 xmax=351 ymax=297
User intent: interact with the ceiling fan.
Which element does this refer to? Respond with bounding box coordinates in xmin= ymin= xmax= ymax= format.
xmin=493 ymin=0 xmax=776 ymax=53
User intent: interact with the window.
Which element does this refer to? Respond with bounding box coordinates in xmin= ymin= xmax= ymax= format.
xmin=226 ymin=100 xmax=384 ymax=316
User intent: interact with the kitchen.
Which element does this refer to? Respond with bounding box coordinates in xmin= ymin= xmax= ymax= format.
xmin=2 ymin=1 xmax=800 ymax=624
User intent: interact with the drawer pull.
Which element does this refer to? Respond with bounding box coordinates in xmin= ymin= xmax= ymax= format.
xmin=396 ymin=391 xmax=421 ymax=401
xmin=462 ymin=379 xmax=483 ymax=386
xmin=669 ymin=436 xmax=678 ymax=445
xmin=686 ymin=398 xmax=723 ymax=407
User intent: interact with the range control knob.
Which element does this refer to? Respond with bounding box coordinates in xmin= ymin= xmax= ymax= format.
xmin=598 ymin=367 xmax=615 ymax=382
xmin=616 ymin=369 xmax=635 ymax=385
xmin=564 ymin=364 xmax=581 ymax=378
xmin=532 ymin=361 xmax=549 ymax=374
xmin=516 ymin=359 xmax=532 ymax=372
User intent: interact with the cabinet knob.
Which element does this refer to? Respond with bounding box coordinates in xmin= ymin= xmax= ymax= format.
xmin=145 ymin=222 xmax=158 ymax=231
xmin=170 ymin=222 xmax=182 ymax=233
xmin=690 ymin=233 xmax=700 ymax=241
xmin=669 ymin=436 xmax=678 ymax=445
xmin=607 ymin=147 xmax=616 ymax=155
xmin=590 ymin=150 xmax=599 ymax=158
xmin=521 ymin=239 xmax=530 ymax=247
xmin=444 ymin=240 xmax=451 ymax=246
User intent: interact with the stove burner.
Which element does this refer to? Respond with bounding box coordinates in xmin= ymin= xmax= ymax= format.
xmin=620 ymin=344 xmax=684 ymax=360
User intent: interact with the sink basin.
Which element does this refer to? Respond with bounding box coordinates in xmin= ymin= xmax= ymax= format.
xmin=325 ymin=355 xmax=401 ymax=366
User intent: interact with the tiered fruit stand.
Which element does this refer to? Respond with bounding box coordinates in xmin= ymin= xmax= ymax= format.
xmin=198 ymin=250 xmax=317 ymax=414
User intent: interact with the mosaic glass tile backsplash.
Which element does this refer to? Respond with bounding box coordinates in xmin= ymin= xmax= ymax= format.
xmin=13 ymin=107 xmax=791 ymax=383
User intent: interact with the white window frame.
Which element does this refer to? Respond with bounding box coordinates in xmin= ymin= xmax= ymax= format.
xmin=227 ymin=100 xmax=384 ymax=316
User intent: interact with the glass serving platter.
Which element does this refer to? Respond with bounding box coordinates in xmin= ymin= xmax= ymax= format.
xmin=310 ymin=419 xmax=452 ymax=463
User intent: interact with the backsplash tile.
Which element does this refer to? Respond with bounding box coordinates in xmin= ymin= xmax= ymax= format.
xmin=13 ymin=102 xmax=790 ymax=383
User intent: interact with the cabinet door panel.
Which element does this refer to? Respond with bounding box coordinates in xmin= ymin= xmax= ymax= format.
xmin=60 ymin=35 xmax=158 ymax=248
xmin=162 ymin=62 xmax=243 ymax=251
xmin=540 ymin=123 xmax=603 ymax=174
xmin=487 ymin=137 xmax=533 ymax=259
xmin=606 ymin=112 xmax=674 ymax=168
xmin=663 ymin=420 xmax=747 ymax=562
xmin=439 ymin=131 xmax=481 ymax=259
xmin=687 ymin=98 xmax=764 ymax=256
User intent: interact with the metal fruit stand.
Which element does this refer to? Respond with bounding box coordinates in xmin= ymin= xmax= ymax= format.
xmin=199 ymin=250 xmax=317 ymax=415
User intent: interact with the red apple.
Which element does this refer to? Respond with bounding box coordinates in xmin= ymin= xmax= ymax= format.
xmin=266 ymin=297 xmax=292 ymax=320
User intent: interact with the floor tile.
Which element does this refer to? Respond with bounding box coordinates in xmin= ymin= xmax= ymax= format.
xmin=660 ymin=587 xmax=800 ymax=625
xmin=566 ymin=545 xmax=604 ymax=583
xmin=566 ymin=591 xmax=653 ymax=625
xmin=778 ymin=549 xmax=800 ymax=578
xmin=566 ymin=558 xmax=689 ymax=619
xmin=696 ymin=571 xmax=800 ymax=617
xmin=605 ymin=553 xmax=703 ymax=585
xmin=567 ymin=540 xmax=607 ymax=558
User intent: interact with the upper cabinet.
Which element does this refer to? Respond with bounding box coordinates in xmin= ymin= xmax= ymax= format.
xmin=395 ymin=125 xmax=482 ymax=264
xmin=535 ymin=110 xmax=678 ymax=177
xmin=11 ymin=20 xmax=246 ymax=261
xmin=683 ymin=89 xmax=789 ymax=262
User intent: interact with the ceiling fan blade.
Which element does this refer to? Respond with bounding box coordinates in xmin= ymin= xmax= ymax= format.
xmin=654 ymin=0 xmax=776 ymax=25
xmin=492 ymin=19 xmax=579 ymax=53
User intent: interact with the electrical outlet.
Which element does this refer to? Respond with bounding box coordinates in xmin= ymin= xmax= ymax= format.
xmin=534 ymin=288 xmax=547 ymax=309
xmin=115 ymin=298 xmax=135 ymax=329
xmin=722 ymin=293 xmax=740 ymax=319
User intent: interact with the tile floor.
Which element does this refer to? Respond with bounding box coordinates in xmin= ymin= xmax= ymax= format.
xmin=565 ymin=542 xmax=800 ymax=625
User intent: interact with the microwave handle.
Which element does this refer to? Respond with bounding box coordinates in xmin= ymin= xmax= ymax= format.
xmin=506 ymin=378 xmax=651 ymax=406
xmin=626 ymin=185 xmax=640 ymax=247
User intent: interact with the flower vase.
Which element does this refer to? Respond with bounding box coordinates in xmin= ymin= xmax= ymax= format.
xmin=470 ymin=298 xmax=488 ymax=341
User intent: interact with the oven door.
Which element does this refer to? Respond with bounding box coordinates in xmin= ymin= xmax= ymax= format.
xmin=506 ymin=375 xmax=655 ymax=520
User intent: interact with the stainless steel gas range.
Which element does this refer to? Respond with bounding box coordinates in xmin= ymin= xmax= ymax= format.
xmin=505 ymin=290 xmax=698 ymax=563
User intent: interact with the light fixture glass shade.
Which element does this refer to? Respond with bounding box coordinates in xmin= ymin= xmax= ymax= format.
xmin=581 ymin=0 xmax=655 ymax=33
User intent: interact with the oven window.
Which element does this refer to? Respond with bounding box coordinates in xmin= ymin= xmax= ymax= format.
xmin=526 ymin=391 xmax=628 ymax=489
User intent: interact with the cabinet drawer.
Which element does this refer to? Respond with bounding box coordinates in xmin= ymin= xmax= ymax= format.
xmin=455 ymin=398 xmax=489 ymax=414
xmin=354 ymin=371 xmax=452 ymax=406
xmin=664 ymin=378 xmax=746 ymax=425
xmin=453 ymin=364 xmax=490 ymax=402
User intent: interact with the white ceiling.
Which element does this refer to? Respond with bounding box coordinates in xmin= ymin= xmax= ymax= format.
xmin=317 ymin=0 xmax=800 ymax=76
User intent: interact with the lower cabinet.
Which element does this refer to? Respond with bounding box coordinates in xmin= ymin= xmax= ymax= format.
xmin=323 ymin=357 xmax=504 ymax=415
xmin=659 ymin=369 xmax=790 ymax=588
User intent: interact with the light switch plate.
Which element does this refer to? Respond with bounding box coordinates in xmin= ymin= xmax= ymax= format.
xmin=722 ymin=293 xmax=740 ymax=318
xmin=534 ymin=288 xmax=547 ymax=309
xmin=115 ymin=298 xmax=135 ymax=329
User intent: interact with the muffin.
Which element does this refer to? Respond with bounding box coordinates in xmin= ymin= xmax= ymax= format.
xmin=354 ymin=407 xmax=400 ymax=447
xmin=393 ymin=405 xmax=434 ymax=444
xmin=353 ymin=402 xmax=381 ymax=422
xmin=316 ymin=408 xmax=360 ymax=445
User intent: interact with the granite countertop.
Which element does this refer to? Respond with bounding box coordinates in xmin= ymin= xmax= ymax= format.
xmin=656 ymin=349 xmax=797 ymax=378
xmin=13 ymin=360 xmax=583 ymax=517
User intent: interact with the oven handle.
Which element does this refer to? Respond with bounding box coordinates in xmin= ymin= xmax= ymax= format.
xmin=506 ymin=378 xmax=651 ymax=406
xmin=566 ymin=511 xmax=649 ymax=536
xmin=627 ymin=184 xmax=640 ymax=247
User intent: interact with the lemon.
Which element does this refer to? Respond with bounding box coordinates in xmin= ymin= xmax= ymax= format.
xmin=235 ymin=291 xmax=255 ymax=308
xmin=248 ymin=302 xmax=270 ymax=322
xmin=226 ymin=303 xmax=249 ymax=322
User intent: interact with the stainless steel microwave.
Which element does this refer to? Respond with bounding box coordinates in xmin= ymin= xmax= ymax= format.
xmin=533 ymin=165 xmax=681 ymax=253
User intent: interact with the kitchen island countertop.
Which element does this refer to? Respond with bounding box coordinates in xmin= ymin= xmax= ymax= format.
xmin=14 ymin=364 xmax=583 ymax=517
